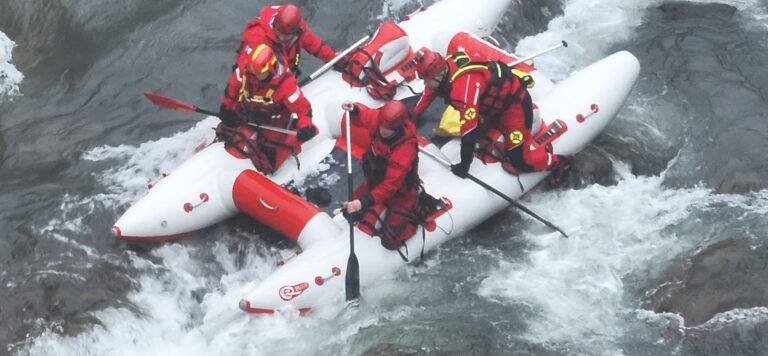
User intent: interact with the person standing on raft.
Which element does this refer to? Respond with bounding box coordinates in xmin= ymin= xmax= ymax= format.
xmin=412 ymin=48 xmax=566 ymax=178
xmin=239 ymin=4 xmax=338 ymax=77
xmin=341 ymin=100 xmax=435 ymax=253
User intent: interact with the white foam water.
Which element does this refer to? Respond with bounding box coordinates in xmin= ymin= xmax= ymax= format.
xmin=478 ymin=165 xmax=714 ymax=353
xmin=0 ymin=31 xmax=23 ymax=99
xmin=25 ymin=116 xmax=345 ymax=355
xmin=480 ymin=0 xmax=768 ymax=352
xmin=82 ymin=116 xmax=220 ymax=208
xmin=377 ymin=0 xmax=423 ymax=20
xmin=22 ymin=239 xmax=412 ymax=355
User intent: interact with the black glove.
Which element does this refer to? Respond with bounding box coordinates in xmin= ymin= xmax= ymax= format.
xmin=342 ymin=209 xmax=362 ymax=223
xmin=218 ymin=104 xmax=239 ymax=127
xmin=379 ymin=235 xmax=398 ymax=250
xmin=451 ymin=129 xmax=478 ymax=179
xmin=296 ymin=125 xmax=318 ymax=142
xmin=451 ymin=162 xmax=470 ymax=178
xmin=333 ymin=53 xmax=351 ymax=72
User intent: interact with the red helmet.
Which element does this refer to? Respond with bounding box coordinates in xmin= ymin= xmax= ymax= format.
xmin=378 ymin=100 xmax=408 ymax=130
xmin=416 ymin=48 xmax=447 ymax=80
xmin=274 ymin=5 xmax=302 ymax=35
xmin=246 ymin=44 xmax=278 ymax=78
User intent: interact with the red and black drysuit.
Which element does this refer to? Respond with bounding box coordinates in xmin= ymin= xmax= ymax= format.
xmin=241 ymin=5 xmax=336 ymax=76
xmin=347 ymin=103 xmax=421 ymax=250
xmin=219 ymin=51 xmax=314 ymax=174
xmin=413 ymin=52 xmax=558 ymax=175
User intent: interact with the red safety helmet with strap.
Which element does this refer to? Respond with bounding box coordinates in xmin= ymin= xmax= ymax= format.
xmin=274 ymin=4 xmax=302 ymax=35
xmin=378 ymin=100 xmax=408 ymax=130
xmin=416 ymin=48 xmax=448 ymax=80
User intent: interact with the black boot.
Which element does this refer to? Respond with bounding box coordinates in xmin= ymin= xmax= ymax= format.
xmin=548 ymin=155 xmax=573 ymax=187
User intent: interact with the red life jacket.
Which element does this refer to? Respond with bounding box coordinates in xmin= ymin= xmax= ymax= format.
xmin=362 ymin=121 xmax=419 ymax=191
xmin=232 ymin=63 xmax=289 ymax=116
xmin=340 ymin=22 xmax=416 ymax=100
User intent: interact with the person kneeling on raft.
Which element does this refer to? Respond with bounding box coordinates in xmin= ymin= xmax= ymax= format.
xmin=342 ymin=100 xmax=434 ymax=252
xmin=413 ymin=48 xmax=566 ymax=178
xmin=218 ymin=44 xmax=318 ymax=174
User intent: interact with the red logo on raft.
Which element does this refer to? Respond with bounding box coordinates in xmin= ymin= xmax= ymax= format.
xmin=278 ymin=282 xmax=309 ymax=301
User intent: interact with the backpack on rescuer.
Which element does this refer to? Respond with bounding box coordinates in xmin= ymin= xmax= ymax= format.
xmin=436 ymin=52 xmax=536 ymax=137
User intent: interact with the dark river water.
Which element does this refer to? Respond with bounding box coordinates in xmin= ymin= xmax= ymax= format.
xmin=1 ymin=0 xmax=768 ymax=355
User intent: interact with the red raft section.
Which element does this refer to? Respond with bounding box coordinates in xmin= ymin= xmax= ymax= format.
xmin=448 ymin=32 xmax=536 ymax=73
xmin=232 ymin=170 xmax=321 ymax=242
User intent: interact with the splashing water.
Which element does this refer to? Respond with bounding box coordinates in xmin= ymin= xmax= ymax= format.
xmin=0 ymin=31 xmax=23 ymax=99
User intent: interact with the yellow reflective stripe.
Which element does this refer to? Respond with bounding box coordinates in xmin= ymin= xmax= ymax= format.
xmin=511 ymin=68 xmax=535 ymax=88
xmin=451 ymin=53 xmax=470 ymax=62
xmin=511 ymin=68 xmax=528 ymax=77
xmin=250 ymin=44 xmax=275 ymax=74
xmin=263 ymin=56 xmax=276 ymax=74
xmin=237 ymin=74 xmax=248 ymax=102
xmin=251 ymin=44 xmax=267 ymax=61
xmin=238 ymin=82 xmax=275 ymax=104
xmin=449 ymin=64 xmax=487 ymax=82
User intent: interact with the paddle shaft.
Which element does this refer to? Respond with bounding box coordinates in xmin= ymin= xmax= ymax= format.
xmin=144 ymin=93 xmax=297 ymax=136
xmin=195 ymin=107 xmax=297 ymax=136
xmin=299 ymin=35 xmax=371 ymax=87
xmin=246 ymin=123 xmax=297 ymax=136
xmin=343 ymin=110 xmax=361 ymax=301
xmin=508 ymin=41 xmax=568 ymax=67
xmin=418 ymin=147 xmax=568 ymax=238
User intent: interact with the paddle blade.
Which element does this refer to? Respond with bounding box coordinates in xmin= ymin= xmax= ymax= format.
xmin=345 ymin=252 xmax=360 ymax=301
xmin=144 ymin=92 xmax=198 ymax=113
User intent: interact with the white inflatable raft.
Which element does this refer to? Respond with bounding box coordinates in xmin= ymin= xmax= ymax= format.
xmin=238 ymin=50 xmax=641 ymax=314
xmin=112 ymin=0 xmax=519 ymax=244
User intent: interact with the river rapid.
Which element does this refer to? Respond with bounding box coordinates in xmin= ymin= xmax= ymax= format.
xmin=1 ymin=0 xmax=768 ymax=355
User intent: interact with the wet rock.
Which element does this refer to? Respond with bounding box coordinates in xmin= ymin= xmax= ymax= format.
xmin=683 ymin=308 xmax=768 ymax=355
xmin=544 ymin=145 xmax=617 ymax=190
xmin=628 ymin=2 xmax=768 ymax=193
xmin=658 ymin=2 xmax=737 ymax=21
xmin=0 ymin=257 xmax=138 ymax=347
xmin=645 ymin=237 xmax=768 ymax=327
xmin=362 ymin=342 xmax=559 ymax=356
xmin=363 ymin=344 xmax=420 ymax=356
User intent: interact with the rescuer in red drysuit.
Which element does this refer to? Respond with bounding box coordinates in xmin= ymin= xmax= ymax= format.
xmin=342 ymin=100 xmax=422 ymax=251
xmin=412 ymin=48 xmax=563 ymax=178
xmin=218 ymin=44 xmax=317 ymax=174
xmin=240 ymin=4 xmax=337 ymax=77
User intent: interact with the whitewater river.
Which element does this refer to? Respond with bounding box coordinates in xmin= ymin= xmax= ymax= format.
xmin=1 ymin=0 xmax=767 ymax=355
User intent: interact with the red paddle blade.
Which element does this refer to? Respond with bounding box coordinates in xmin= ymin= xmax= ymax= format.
xmin=143 ymin=92 xmax=198 ymax=113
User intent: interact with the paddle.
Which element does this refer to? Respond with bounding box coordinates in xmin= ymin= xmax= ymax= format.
xmin=143 ymin=92 xmax=297 ymax=136
xmin=298 ymin=35 xmax=371 ymax=87
xmin=418 ymin=147 xmax=568 ymax=238
xmin=507 ymin=41 xmax=568 ymax=67
xmin=342 ymin=110 xmax=361 ymax=301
